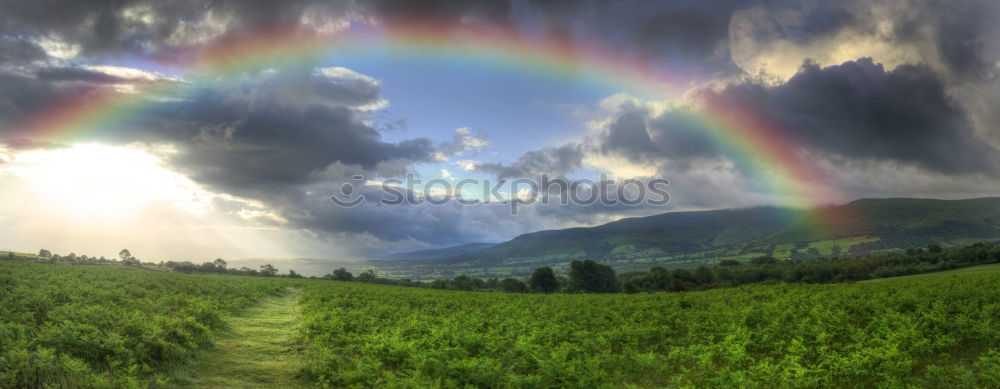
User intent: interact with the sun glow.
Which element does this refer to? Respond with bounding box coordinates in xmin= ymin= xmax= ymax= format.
xmin=0 ymin=143 xmax=213 ymax=223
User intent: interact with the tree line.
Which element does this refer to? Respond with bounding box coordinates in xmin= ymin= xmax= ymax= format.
xmin=1 ymin=248 xmax=306 ymax=278
xmin=164 ymin=259 xmax=303 ymax=278
xmin=620 ymin=242 xmax=1000 ymax=292
xmin=2 ymin=248 xmax=143 ymax=266
xmin=321 ymin=242 xmax=1000 ymax=294
xmin=322 ymin=259 xmax=622 ymax=293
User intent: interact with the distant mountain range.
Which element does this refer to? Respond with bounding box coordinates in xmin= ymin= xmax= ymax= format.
xmin=383 ymin=197 xmax=1000 ymax=278
xmin=386 ymin=242 xmax=497 ymax=260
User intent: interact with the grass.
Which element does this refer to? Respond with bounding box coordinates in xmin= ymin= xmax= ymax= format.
xmin=805 ymin=236 xmax=881 ymax=255
xmin=862 ymin=263 xmax=1000 ymax=283
xmin=173 ymin=288 xmax=308 ymax=388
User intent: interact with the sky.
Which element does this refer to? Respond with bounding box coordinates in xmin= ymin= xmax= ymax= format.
xmin=0 ymin=0 xmax=999 ymax=261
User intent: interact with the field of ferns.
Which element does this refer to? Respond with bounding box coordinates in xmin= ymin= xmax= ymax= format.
xmin=299 ymin=272 xmax=1000 ymax=387
xmin=2 ymin=260 xmax=1000 ymax=387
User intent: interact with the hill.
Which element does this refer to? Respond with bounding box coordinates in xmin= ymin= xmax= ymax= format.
xmin=385 ymin=242 xmax=496 ymax=260
xmin=372 ymin=197 xmax=1000 ymax=278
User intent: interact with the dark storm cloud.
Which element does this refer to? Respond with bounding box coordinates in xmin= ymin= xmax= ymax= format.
xmin=293 ymin=188 xmax=480 ymax=245
xmin=514 ymin=0 xmax=761 ymax=76
xmin=153 ymin=101 xmax=432 ymax=194
xmin=586 ymin=58 xmax=1000 ymax=177
xmin=0 ymin=0 xmax=754 ymax=75
xmin=717 ymin=58 xmax=1000 ymax=175
xmin=734 ymin=0 xmax=1000 ymax=80
xmin=877 ymin=0 xmax=997 ymax=79
xmin=34 ymin=67 xmax=129 ymax=84
xmin=595 ymin=100 xmax=722 ymax=165
xmin=0 ymin=36 xmax=46 ymax=64
xmin=0 ymin=64 xmax=177 ymax=142
xmin=248 ymin=182 xmax=558 ymax=246
xmin=476 ymin=143 xmax=583 ymax=179
xmin=597 ymin=101 xmax=659 ymax=158
xmin=368 ymin=0 xmax=511 ymax=25
xmin=926 ymin=6 xmax=988 ymax=77
xmin=117 ymin=69 xmax=433 ymax=195
xmin=0 ymin=0 xmax=512 ymax=60
xmin=0 ymin=0 xmax=994 ymax=82
xmin=0 ymin=71 xmax=95 ymax=128
xmin=628 ymin=0 xmax=751 ymax=63
xmin=0 ymin=0 xmax=342 ymax=56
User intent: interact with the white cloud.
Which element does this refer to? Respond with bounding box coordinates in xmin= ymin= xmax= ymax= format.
xmin=165 ymin=10 xmax=233 ymax=46
xmin=435 ymin=127 xmax=490 ymax=161
xmin=583 ymin=154 xmax=658 ymax=179
xmin=32 ymin=35 xmax=80 ymax=59
xmin=84 ymin=65 xmax=169 ymax=81
xmin=120 ymin=4 xmax=156 ymax=26
xmin=454 ymin=127 xmax=489 ymax=150
xmin=315 ymin=66 xmax=381 ymax=85
xmin=455 ymin=160 xmax=477 ymax=171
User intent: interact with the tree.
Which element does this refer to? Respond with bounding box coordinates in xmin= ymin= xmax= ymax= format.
xmin=287 ymin=269 xmax=303 ymax=278
xmin=500 ymin=278 xmax=528 ymax=293
xmin=451 ymin=275 xmax=476 ymax=291
xmin=528 ymin=267 xmax=560 ymax=293
xmin=750 ymin=256 xmax=778 ymax=266
xmin=119 ymin=249 xmax=140 ymax=266
xmin=693 ymin=266 xmax=715 ymax=285
xmin=259 ymin=264 xmax=278 ymax=276
xmin=357 ymin=269 xmax=377 ymax=282
xmin=718 ymin=259 xmax=742 ymax=267
xmin=568 ymin=260 xmax=620 ymax=293
xmin=38 ymin=249 xmax=51 ymax=258
xmin=429 ymin=279 xmax=448 ymax=289
xmin=328 ymin=268 xmax=354 ymax=281
xmin=213 ymin=258 xmax=227 ymax=271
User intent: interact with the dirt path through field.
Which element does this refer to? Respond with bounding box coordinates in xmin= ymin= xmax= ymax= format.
xmin=181 ymin=288 xmax=309 ymax=388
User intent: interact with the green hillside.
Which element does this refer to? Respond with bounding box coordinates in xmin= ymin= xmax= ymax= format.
xmin=760 ymin=197 xmax=1000 ymax=246
xmin=385 ymin=242 xmax=497 ymax=260
xmin=478 ymin=206 xmax=801 ymax=260
xmin=377 ymin=197 xmax=1000 ymax=278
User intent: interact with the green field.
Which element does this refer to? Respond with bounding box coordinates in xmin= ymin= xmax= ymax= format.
xmin=2 ymin=259 xmax=1000 ymax=388
xmin=861 ymin=262 xmax=1000 ymax=283
xmin=0 ymin=261 xmax=291 ymax=387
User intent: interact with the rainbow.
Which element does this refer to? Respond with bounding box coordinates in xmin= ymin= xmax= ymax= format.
xmin=10 ymin=21 xmax=845 ymax=212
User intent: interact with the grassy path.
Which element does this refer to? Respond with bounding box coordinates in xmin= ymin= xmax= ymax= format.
xmin=179 ymin=288 xmax=309 ymax=388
